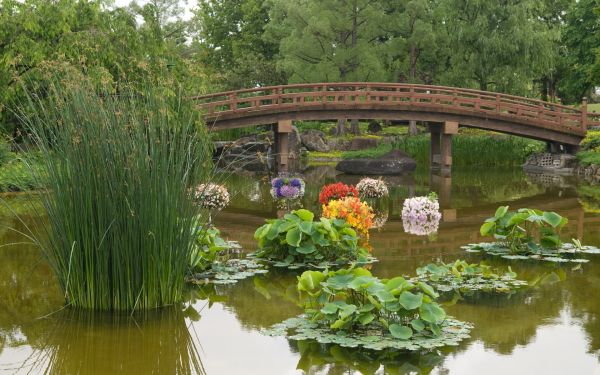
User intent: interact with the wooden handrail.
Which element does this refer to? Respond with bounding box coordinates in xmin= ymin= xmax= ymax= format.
xmin=192 ymin=82 xmax=589 ymax=135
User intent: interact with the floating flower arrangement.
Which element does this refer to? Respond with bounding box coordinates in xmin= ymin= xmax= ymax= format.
xmin=401 ymin=193 xmax=442 ymax=236
xmin=356 ymin=178 xmax=388 ymax=199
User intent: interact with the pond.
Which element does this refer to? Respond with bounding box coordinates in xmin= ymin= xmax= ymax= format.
xmin=1 ymin=166 xmax=600 ymax=374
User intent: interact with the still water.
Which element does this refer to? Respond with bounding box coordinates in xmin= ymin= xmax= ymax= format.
xmin=1 ymin=166 xmax=600 ymax=374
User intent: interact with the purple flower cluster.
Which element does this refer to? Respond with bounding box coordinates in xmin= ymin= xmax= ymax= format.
xmin=401 ymin=195 xmax=442 ymax=236
xmin=271 ymin=177 xmax=305 ymax=200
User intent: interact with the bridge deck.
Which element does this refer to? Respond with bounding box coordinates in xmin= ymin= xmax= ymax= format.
xmin=193 ymin=83 xmax=599 ymax=145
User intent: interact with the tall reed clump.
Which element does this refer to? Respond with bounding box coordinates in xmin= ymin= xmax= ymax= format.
xmin=18 ymin=83 xmax=212 ymax=311
xmin=393 ymin=134 xmax=544 ymax=167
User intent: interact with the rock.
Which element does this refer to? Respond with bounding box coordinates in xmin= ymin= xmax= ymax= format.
xmin=368 ymin=120 xmax=382 ymax=134
xmin=523 ymin=153 xmax=577 ymax=175
xmin=336 ymin=150 xmax=417 ymax=175
xmin=349 ymin=137 xmax=379 ymax=151
xmin=301 ymin=130 xmax=330 ymax=152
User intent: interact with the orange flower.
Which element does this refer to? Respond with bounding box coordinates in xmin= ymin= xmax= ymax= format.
xmin=322 ymin=197 xmax=374 ymax=239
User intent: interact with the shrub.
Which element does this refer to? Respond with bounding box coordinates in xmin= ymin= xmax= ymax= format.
xmin=580 ymin=130 xmax=600 ymax=151
xmin=319 ymin=182 xmax=358 ymax=204
xmin=253 ymin=209 xmax=370 ymax=267
xmin=18 ymin=83 xmax=213 ymax=311
xmin=480 ymin=206 xmax=568 ymax=253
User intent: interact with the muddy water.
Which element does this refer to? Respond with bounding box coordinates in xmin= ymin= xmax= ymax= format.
xmin=1 ymin=167 xmax=600 ymax=375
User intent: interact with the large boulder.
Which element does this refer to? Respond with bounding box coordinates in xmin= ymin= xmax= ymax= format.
xmin=368 ymin=120 xmax=382 ymax=134
xmin=301 ymin=130 xmax=330 ymax=152
xmin=336 ymin=150 xmax=416 ymax=175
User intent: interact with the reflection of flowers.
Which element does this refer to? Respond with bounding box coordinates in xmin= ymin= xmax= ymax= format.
xmin=319 ymin=183 xmax=358 ymax=205
xmin=356 ymin=178 xmax=388 ymax=199
xmin=271 ymin=177 xmax=305 ymax=200
xmin=370 ymin=208 xmax=389 ymax=229
xmin=195 ymin=183 xmax=230 ymax=210
xmin=322 ymin=197 xmax=374 ymax=239
xmin=401 ymin=194 xmax=442 ymax=236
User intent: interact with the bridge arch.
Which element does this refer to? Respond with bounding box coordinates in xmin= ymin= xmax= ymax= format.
xmin=193 ymin=83 xmax=599 ymax=171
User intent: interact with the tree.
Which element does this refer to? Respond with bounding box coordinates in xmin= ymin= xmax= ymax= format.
xmin=437 ymin=0 xmax=554 ymax=95
xmin=267 ymin=0 xmax=390 ymax=134
xmin=192 ymin=0 xmax=284 ymax=89
xmin=559 ymin=0 xmax=600 ymax=103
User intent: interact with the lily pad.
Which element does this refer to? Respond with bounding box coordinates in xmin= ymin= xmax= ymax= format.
xmin=463 ymin=242 xmax=599 ymax=264
xmin=187 ymin=258 xmax=268 ymax=285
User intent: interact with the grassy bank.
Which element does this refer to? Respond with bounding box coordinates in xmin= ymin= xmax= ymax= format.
xmin=307 ymin=132 xmax=544 ymax=167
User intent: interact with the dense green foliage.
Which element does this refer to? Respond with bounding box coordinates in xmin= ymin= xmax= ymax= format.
xmin=393 ymin=134 xmax=544 ymax=167
xmin=253 ymin=209 xmax=371 ymax=268
xmin=298 ymin=268 xmax=446 ymax=339
xmin=480 ymin=206 xmax=568 ymax=254
xmin=18 ymin=83 xmax=212 ymax=311
xmin=264 ymin=267 xmax=472 ymax=350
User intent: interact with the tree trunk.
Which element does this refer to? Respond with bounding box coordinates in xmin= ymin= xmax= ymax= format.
xmin=351 ymin=119 xmax=360 ymax=135
xmin=336 ymin=118 xmax=346 ymax=136
xmin=409 ymin=120 xmax=418 ymax=136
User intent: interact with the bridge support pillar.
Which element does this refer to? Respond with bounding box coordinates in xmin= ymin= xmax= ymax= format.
xmin=274 ymin=120 xmax=292 ymax=173
xmin=430 ymin=121 xmax=457 ymax=175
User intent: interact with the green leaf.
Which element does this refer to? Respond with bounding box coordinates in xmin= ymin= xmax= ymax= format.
xmin=330 ymin=318 xmax=348 ymax=329
xmin=399 ymin=291 xmax=423 ymax=310
xmin=254 ymin=224 xmax=271 ymax=240
xmin=294 ymin=209 xmax=314 ymax=222
xmin=411 ymin=319 xmax=425 ymax=331
xmin=543 ymin=211 xmax=564 ymax=228
xmin=418 ymin=282 xmax=438 ymax=298
xmin=320 ymin=303 xmax=339 ymax=314
xmin=296 ymin=243 xmax=317 ymax=254
xmin=286 ymin=227 xmax=302 ymax=247
xmin=339 ymin=304 xmax=357 ymax=319
xmin=298 ymin=221 xmax=313 ymax=234
xmin=480 ymin=221 xmax=495 ymax=236
xmin=358 ymin=312 xmax=375 ymax=325
xmin=495 ymin=206 xmax=509 ymax=219
xmin=297 ymin=270 xmax=325 ymax=293
xmin=419 ymin=302 xmax=446 ymax=324
xmin=389 ymin=324 xmax=413 ymax=340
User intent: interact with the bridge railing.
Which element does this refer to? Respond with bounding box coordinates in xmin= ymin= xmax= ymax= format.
xmin=191 ymin=83 xmax=588 ymax=134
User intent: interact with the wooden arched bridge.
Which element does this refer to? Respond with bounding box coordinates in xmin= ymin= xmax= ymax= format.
xmin=192 ymin=83 xmax=600 ymax=172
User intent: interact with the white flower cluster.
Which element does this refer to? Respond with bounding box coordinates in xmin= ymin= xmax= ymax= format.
xmin=401 ymin=195 xmax=442 ymax=236
xmin=370 ymin=208 xmax=389 ymax=229
xmin=195 ymin=183 xmax=230 ymax=211
xmin=356 ymin=178 xmax=388 ymax=198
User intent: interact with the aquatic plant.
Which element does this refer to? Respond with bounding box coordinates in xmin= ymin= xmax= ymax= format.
xmin=414 ymin=260 xmax=527 ymax=294
xmin=190 ymin=226 xmax=233 ymax=272
xmin=401 ymin=193 xmax=442 ymax=236
xmin=356 ymin=178 xmax=388 ymax=199
xmin=18 ymin=83 xmax=212 ymax=311
xmin=480 ymin=206 xmax=568 ymax=253
xmin=322 ymin=197 xmax=374 ymax=239
xmin=252 ymin=209 xmax=372 ymax=269
xmin=319 ymin=182 xmax=358 ymax=205
xmin=263 ymin=268 xmax=472 ymax=351
xmin=187 ymin=258 xmax=268 ymax=285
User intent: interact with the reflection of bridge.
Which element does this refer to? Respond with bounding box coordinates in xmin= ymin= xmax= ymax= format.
xmin=193 ymin=83 xmax=599 ymax=172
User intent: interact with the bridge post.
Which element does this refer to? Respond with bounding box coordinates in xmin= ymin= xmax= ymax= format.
xmin=582 ymin=97 xmax=588 ymax=132
xmin=274 ymin=120 xmax=292 ymax=173
xmin=430 ymin=127 xmax=441 ymax=170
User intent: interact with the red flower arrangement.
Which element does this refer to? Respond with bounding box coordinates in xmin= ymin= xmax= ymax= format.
xmin=319 ymin=182 xmax=359 ymax=205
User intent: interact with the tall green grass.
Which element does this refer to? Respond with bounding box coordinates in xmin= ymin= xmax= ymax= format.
xmin=393 ymin=134 xmax=544 ymax=167
xmin=17 ymin=83 xmax=212 ymax=311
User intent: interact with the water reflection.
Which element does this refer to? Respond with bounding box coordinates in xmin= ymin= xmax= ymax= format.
xmin=9 ymin=308 xmax=205 ymax=375
xmin=2 ymin=166 xmax=600 ymax=374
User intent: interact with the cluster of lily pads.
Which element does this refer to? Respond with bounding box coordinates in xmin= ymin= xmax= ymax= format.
xmin=187 ymin=226 xmax=268 ymax=285
xmin=262 ymin=268 xmax=473 ymax=351
xmin=250 ymin=209 xmax=375 ymax=269
xmin=473 ymin=206 xmax=600 ymax=263
xmin=413 ymin=259 xmax=528 ymax=294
